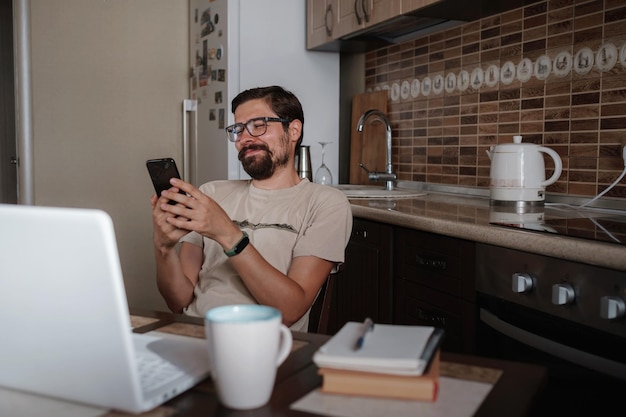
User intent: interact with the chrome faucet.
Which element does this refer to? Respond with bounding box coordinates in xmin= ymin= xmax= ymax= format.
xmin=356 ymin=109 xmax=397 ymax=191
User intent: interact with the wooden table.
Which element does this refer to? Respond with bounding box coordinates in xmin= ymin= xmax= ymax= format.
xmin=125 ymin=309 xmax=546 ymax=417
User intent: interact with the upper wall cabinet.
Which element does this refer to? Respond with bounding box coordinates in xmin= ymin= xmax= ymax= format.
xmin=402 ymin=0 xmax=443 ymax=13
xmin=335 ymin=0 xmax=401 ymax=39
xmin=307 ymin=0 xmax=541 ymax=52
xmin=307 ymin=0 xmax=440 ymax=51
xmin=307 ymin=0 xmax=338 ymax=50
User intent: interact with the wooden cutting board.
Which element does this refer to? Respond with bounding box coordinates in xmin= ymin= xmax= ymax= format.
xmin=349 ymin=91 xmax=389 ymax=185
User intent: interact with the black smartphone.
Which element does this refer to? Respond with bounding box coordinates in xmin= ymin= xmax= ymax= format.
xmin=146 ymin=158 xmax=185 ymax=205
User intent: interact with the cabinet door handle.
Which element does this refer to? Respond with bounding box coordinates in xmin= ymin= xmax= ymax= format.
xmin=361 ymin=0 xmax=369 ymax=23
xmin=352 ymin=229 xmax=368 ymax=238
xmin=325 ymin=4 xmax=334 ymax=37
xmin=416 ymin=255 xmax=447 ymax=270
xmin=416 ymin=307 xmax=446 ymax=326
xmin=353 ymin=0 xmax=362 ymax=25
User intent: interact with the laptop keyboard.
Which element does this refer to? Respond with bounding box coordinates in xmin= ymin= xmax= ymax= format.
xmin=136 ymin=351 xmax=187 ymax=393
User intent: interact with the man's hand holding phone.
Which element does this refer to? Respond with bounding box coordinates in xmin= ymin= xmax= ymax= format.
xmin=146 ymin=158 xmax=187 ymax=205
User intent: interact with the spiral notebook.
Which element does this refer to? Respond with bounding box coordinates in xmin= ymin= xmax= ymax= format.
xmin=313 ymin=321 xmax=445 ymax=376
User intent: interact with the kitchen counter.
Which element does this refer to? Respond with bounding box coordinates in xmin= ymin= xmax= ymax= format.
xmin=347 ymin=189 xmax=626 ymax=272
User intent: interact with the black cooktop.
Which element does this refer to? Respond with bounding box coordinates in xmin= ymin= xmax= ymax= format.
xmin=489 ymin=205 xmax=626 ymax=246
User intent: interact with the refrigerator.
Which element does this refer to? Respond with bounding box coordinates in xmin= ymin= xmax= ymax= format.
xmin=17 ymin=0 xmax=339 ymax=311
xmin=187 ymin=0 xmax=340 ymax=185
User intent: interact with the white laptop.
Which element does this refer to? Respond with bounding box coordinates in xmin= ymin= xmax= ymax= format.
xmin=0 ymin=204 xmax=211 ymax=414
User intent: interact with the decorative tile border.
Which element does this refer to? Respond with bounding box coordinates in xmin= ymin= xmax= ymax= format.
xmin=363 ymin=0 xmax=626 ymax=199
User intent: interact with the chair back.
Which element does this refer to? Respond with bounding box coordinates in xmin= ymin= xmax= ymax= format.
xmin=308 ymin=273 xmax=337 ymax=334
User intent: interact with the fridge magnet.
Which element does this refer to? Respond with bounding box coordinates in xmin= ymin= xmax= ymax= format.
xmin=209 ymin=109 xmax=216 ymax=121
xmin=218 ymin=69 xmax=226 ymax=82
xmin=218 ymin=109 xmax=225 ymax=129
xmin=215 ymin=91 xmax=223 ymax=104
xmin=200 ymin=72 xmax=209 ymax=87
xmin=217 ymin=45 xmax=223 ymax=60
xmin=200 ymin=8 xmax=215 ymax=37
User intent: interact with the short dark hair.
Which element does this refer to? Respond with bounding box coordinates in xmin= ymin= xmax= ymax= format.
xmin=231 ymin=86 xmax=304 ymax=152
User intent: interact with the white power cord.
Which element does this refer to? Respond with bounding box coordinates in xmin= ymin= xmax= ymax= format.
xmin=579 ymin=145 xmax=626 ymax=209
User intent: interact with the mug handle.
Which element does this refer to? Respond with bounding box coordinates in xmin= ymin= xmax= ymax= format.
xmin=275 ymin=324 xmax=293 ymax=366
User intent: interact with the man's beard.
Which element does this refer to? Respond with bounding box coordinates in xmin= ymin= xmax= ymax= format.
xmin=238 ymin=140 xmax=290 ymax=180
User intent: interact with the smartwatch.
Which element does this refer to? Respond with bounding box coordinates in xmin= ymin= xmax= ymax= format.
xmin=224 ymin=231 xmax=249 ymax=257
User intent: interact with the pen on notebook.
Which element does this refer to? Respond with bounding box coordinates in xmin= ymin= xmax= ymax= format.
xmin=354 ymin=317 xmax=374 ymax=350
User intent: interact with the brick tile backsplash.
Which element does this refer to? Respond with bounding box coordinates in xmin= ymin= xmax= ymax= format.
xmin=364 ymin=0 xmax=626 ymax=199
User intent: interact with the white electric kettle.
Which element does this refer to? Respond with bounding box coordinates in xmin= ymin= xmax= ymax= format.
xmin=487 ymin=135 xmax=562 ymax=203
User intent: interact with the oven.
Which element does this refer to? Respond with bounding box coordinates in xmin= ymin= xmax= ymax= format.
xmin=475 ymin=243 xmax=626 ymax=417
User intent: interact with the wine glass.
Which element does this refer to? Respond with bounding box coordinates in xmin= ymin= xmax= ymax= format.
xmin=314 ymin=141 xmax=333 ymax=185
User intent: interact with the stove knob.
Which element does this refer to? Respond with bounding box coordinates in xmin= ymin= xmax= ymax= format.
xmin=512 ymin=272 xmax=533 ymax=293
xmin=551 ymin=284 xmax=575 ymax=305
xmin=600 ymin=296 xmax=626 ymax=320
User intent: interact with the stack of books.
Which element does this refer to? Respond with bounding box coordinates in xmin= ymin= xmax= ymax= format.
xmin=313 ymin=321 xmax=444 ymax=401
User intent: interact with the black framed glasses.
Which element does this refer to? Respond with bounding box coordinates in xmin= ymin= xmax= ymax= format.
xmin=225 ymin=117 xmax=291 ymax=142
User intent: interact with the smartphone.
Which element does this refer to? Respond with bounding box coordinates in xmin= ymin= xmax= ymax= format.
xmin=146 ymin=158 xmax=185 ymax=205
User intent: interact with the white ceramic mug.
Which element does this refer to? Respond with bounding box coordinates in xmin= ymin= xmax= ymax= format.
xmin=204 ymin=304 xmax=293 ymax=410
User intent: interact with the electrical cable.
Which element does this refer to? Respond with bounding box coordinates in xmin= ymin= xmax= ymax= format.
xmin=578 ymin=145 xmax=626 ymax=209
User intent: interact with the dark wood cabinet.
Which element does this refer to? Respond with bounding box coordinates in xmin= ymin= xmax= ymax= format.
xmin=331 ymin=218 xmax=476 ymax=353
xmin=329 ymin=218 xmax=393 ymax=334
xmin=393 ymin=227 xmax=476 ymax=354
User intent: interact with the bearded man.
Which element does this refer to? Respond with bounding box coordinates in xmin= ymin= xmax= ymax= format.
xmin=150 ymin=86 xmax=352 ymax=332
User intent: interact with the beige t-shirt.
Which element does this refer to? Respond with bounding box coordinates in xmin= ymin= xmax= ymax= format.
xmin=180 ymin=179 xmax=353 ymax=331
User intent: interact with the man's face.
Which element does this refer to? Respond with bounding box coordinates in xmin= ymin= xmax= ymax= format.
xmin=234 ymin=99 xmax=292 ymax=180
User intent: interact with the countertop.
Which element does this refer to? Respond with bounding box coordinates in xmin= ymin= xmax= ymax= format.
xmin=347 ymin=189 xmax=626 ymax=272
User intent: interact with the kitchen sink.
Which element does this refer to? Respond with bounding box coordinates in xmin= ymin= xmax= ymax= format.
xmin=334 ymin=184 xmax=427 ymax=199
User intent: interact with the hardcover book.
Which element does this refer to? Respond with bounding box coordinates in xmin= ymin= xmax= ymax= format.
xmin=318 ymin=351 xmax=440 ymax=401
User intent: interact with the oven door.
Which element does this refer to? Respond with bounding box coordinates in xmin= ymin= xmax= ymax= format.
xmin=477 ymin=294 xmax=626 ymax=416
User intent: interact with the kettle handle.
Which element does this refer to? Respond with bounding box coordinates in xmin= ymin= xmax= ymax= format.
xmin=538 ymin=147 xmax=563 ymax=187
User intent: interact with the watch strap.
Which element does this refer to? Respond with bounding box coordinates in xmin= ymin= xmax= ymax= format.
xmin=224 ymin=231 xmax=249 ymax=257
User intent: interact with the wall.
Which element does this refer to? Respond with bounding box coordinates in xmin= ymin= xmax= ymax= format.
xmin=29 ymin=0 xmax=188 ymax=311
xmin=363 ymin=0 xmax=626 ymax=199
